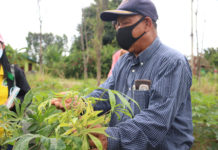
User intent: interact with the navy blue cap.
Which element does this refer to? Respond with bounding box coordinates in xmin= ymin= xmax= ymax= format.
xmin=100 ymin=0 xmax=158 ymax=22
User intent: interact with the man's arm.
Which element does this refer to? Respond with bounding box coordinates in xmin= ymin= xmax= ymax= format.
xmin=106 ymin=59 xmax=192 ymax=149
xmin=87 ymin=75 xmax=115 ymax=114
xmin=51 ymin=68 xmax=116 ymax=112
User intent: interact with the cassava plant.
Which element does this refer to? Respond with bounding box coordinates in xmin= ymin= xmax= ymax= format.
xmin=0 ymin=88 xmax=139 ymax=150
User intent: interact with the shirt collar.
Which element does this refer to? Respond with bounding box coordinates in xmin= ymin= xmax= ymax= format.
xmin=138 ymin=37 xmax=161 ymax=63
xmin=127 ymin=37 xmax=161 ymax=64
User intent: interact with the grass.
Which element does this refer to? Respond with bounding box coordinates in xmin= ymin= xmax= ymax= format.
xmin=26 ymin=72 xmax=104 ymax=93
xmin=191 ymin=73 xmax=218 ymax=96
xmin=191 ymin=73 xmax=218 ymax=150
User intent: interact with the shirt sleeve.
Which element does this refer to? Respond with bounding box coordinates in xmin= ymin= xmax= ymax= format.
xmin=87 ymin=72 xmax=115 ymax=114
xmin=14 ymin=65 xmax=31 ymax=102
xmin=106 ymin=59 xmax=192 ymax=149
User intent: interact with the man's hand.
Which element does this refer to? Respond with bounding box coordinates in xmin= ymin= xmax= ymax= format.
xmin=89 ymin=125 xmax=108 ymax=150
xmin=51 ymin=92 xmax=78 ymax=111
xmin=51 ymin=98 xmax=72 ymax=111
xmin=51 ymin=92 xmax=77 ymax=111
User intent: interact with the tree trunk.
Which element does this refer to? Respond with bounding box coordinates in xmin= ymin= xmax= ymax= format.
xmin=84 ymin=18 xmax=89 ymax=78
xmin=195 ymin=0 xmax=201 ymax=81
xmin=38 ymin=0 xmax=43 ymax=74
xmin=94 ymin=0 xmax=108 ymax=86
xmin=80 ymin=11 xmax=88 ymax=79
xmin=191 ymin=0 xmax=195 ymax=74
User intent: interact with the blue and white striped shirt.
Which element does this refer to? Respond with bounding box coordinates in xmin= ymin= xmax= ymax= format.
xmin=89 ymin=37 xmax=194 ymax=150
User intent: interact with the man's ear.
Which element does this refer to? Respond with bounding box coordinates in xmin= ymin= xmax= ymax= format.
xmin=143 ymin=17 xmax=154 ymax=32
xmin=145 ymin=17 xmax=153 ymax=27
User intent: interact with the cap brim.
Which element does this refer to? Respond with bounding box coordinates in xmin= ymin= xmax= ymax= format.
xmin=100 ymin=10 xmax=138 ymax=21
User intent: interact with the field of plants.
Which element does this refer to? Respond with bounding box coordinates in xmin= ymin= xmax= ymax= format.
xmin=191 ymin=73 xmax=218 ymax=150
xmin=0 ymin=73 xmax=217 ymax=150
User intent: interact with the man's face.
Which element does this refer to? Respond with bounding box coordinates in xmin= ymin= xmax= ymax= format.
xmin=116 ymin=15 xmax=147 ymax=53
xmin=116 ymin=15 xmax=143 ymax=30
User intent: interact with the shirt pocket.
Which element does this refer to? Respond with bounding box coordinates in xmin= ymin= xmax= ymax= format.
xmin=133 ymin=90 xmax=150 ymax=115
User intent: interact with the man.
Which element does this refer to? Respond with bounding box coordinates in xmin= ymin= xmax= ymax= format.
xmin=52 ymin=0 xmax=194 ymax=149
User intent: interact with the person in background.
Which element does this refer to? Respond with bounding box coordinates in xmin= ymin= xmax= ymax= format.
xmin=107 ymin=49 xmax=128 ymax=77
xmin=0 ymin=33 xmax=30 ymax=150
xmin=52 ymin=0 xmax=194 ymax=149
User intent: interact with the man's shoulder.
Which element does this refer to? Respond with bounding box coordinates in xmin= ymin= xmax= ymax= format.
xmin=157 ymin=44 xmax=188 ymax=65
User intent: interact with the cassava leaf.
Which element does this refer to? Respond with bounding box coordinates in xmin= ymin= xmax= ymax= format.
xmin=81 ymin=135 xmax=89 ymax=150
xmin=88 ymin=134 xmax=103 ymax=150
xmin=114 ymin=92 xmax=133 ymax=114
xmin=80 ymin=127 xmax=108 ymax=136
xmin=108 ymin=90 xmax=116 ymax=112
xmin=13 ymin=134 xmax=41 ymax=150
xmin=21 ymin=90 xmax=33 ymax=115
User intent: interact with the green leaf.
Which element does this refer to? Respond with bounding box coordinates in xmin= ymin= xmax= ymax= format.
xmin=49 ymin=138 xmax=57 ymax=150
xmin=124 ymin=94 xmax=140 ymax=110
xmin=114 ymin=92 xmax=133 ymax=114
xmin=13 ymin=134 xmax=41 ymax=150
xmin=114 ymin=112 xmax=121 ymax=120
xmin=36 ymin=123 xmax=57 ymax=137
xmin=21 ymin=90 xmax=33 ymax=115
xmin=108 ymin=90 xmax=116 ymax=112
xmin=27 ymin=124 xmax=38 ymax=132
xmin=80 ymin=127 xmax=108 ymax=136
xmin=45 ymin=112 xmax=61 ymax=124
xmin=15 ymin=99 xmax=21 ymax=117
xmin=56 ymin=139 xmax=66 ymax=150
xmin=81 ymin=136 xmax=89 ymax=150
xmin=115 ymin=108 xmax=132 ymax=118
xmin=0 ymin=105 xmax=18 ymax=118
xmin=3 ymin=136 xmax=21 ymax=145
xmin=86 ymin=115 xmax=106 ymax=127
xmin=40 ymin=136 xmax=50 ymax=149
xmin=88 ymin=134 xmax=103 ymax=150
xmin=48 ymin=138 xmax=66 ymax=150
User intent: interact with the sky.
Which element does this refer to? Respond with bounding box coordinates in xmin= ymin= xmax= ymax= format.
xmin=0 ymin=0 xmax=218 ymax=56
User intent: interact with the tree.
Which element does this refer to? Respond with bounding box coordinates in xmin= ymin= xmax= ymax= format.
xmin=70 ymin=0 xmax=122 ymax=80
xmin=26 ymin=32 xmax=68 ymax=62
xmin=204 ymin=48 xmax=218 ymax=69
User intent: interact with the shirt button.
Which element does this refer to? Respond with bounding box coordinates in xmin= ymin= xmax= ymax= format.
xmin=141 ymin=62 xmax=144 ymax=66
xmin=132 ymin=69 xmax=135 ymax=72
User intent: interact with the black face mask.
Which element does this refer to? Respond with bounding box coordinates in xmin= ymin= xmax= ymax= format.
xmin=116 ymin=17 xmax=146 ymax=50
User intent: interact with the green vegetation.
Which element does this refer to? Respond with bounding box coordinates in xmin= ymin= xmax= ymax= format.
xmin=0 ymin=72 xmax=217 ymax=149
xmin=0 ymin=73 xmax=138 ymax=150
xmin=24 ymin=73 xmax=218 ymax=150
xmin=191 ymin=74 xmax=218 ymax=150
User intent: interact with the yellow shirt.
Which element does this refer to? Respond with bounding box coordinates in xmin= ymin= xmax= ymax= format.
xmin=0 ymin=65 xmax=8 ymax=105
xmin=0 ymin=64 xmax=8 ymax=137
